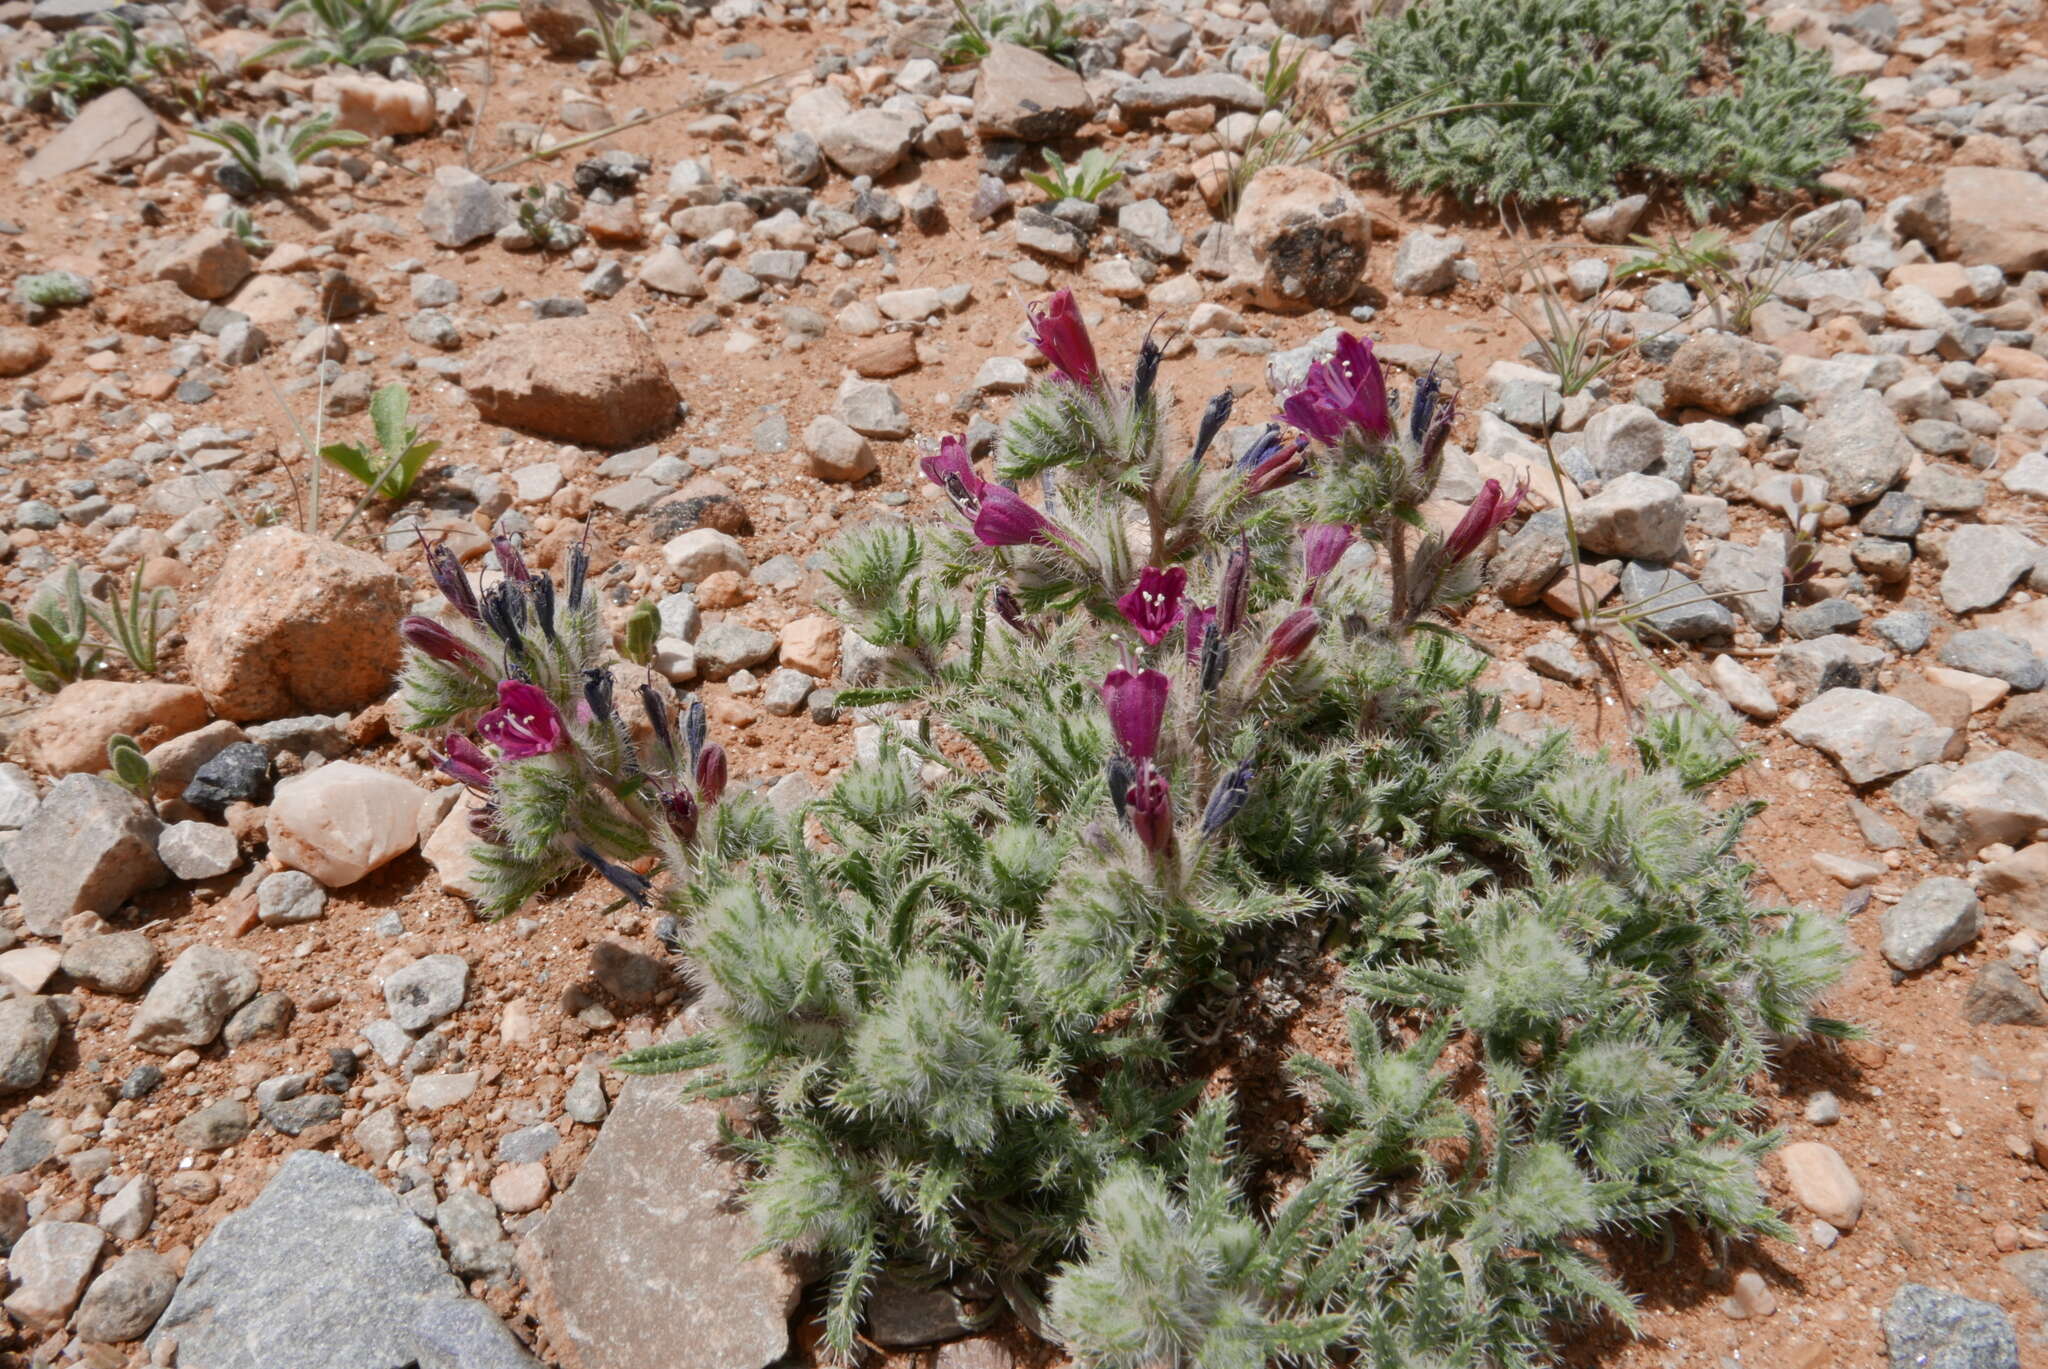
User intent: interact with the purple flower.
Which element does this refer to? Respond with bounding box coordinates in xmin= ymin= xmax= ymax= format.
xmin=1127 ymin=760 xmax=1173 ymax=856
xmin=1201 ymin=759 xmax=1254 ymax=834
xmin=661 ymin=786 xmax=698 ymax=842
xmin=400 ymin=615 xmax=485 ymax=669
xmin=1258 ymin=607 xmax=1319 ymax=677
xmin=437 ymin=734 xmax=494 ymax=792
xmin=1241 ymin=429 xmax=1310 ymax=495
xmin=491 ymin=528 xmax=532 ymax=584
xmin=1027 ymin=287 xmax=1100 ymax=387
xmin=1218 ymin=536 xmax=1251 ymax=636
xmin=1101 ymin=666 xmax=1169 ymax=764
xmin=919 ymin=434 xmax=987 ymax=510
xmin=1444 ymin=478 xmax=1529 ymax=564
xmin=1301 ymin=524 xmax=1356 ymax=583
xmin=1183 ymin=605 xmax=1217 ymax=667
xmin=422 ymin=537 xmax=481 ymax=623
xmin=476 ymin=681 xmax=566 ymax=759
xmin=696 ymin=743 xmax=728 ymax=805
xmin=1116 ymin=566 xmax=1188 ymax=647
xmin=972 ymin=485 xmax=1070 ymax=550
xmin=1281 ymin=333 xmax=1391 ymax=446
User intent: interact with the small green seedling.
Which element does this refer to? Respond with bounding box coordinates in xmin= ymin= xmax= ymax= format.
xmin=320 ymin=383 xmax=440 ymax=501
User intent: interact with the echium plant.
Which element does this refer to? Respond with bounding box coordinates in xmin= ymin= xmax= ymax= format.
xmin=400 ymin=291 xmax=1854 ymax=1367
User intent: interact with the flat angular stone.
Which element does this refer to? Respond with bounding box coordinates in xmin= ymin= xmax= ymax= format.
xmin=1880 ymin=875 xmax=1981 ymax=971
xmin=8 ymin=775 xmax=166 ymax=938
xmin=973 ymin=42 xmax=1094 ymax=140
xmin=18 ymin=89 xmax=158 ymax=186
xmin=1940 ymin=524 xmax=2040 ymax=615
xmin=1884 ymin=1283 xmax=2019 ymax=1369
xmin=128 ymin=945 xmax=259 ymax=1054
xmin=1918 ymin=751 xmax=2048 ymax=856
xmin=267 ymin=762 xmax=427 ymax=888
xmin=527 ymin=1074 xmax=801 ymax=1369
xmin=1781 ymin=688 xmax=1955 ymax=783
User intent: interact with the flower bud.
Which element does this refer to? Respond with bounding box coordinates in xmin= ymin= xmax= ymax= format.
xmin=400 ymin=616 xmax=484 ymax=669
xmin=696 ymin=743 xmax=728 ymax=805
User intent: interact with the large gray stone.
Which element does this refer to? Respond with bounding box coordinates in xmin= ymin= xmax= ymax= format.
xmin=1940 ymin=525 xmax=2041 ymax=615
xmin=1616 ymin=561 xmax=1734 ymax=641
xmin=17 ymin=88 xmax=158 ymax=186
xmin=972 ymin=42 xmax=1094 ymax=141
xmin=128 ymin=945 xmax=259 ymax=1054
xmin=0 ymin=996 xmax=61 ymax=1093
xmin=420 ymin=167 xmax=511 ymax=248
xmin=1576 ymin=473 xmax=1688 ymax=561
xmin=1795 ymin=389 xmax=1914 ymax=505
xmin=1781 ymin=688 xmax=1955 ymax=784
xmin=1918 ymin=752 xmax=2048 ymax=856
xmin=1884 ymin=1283 xmax=2019 ymax=1369
xmin=147 ymin=1151 xmax=537 ymax=1369
xmin=527 ymin=1074 xmax=802 ymax=1369
xmin=74 ymin=1250 xmax=178 ymax=1343
xmin=1880 ymin=876 xmax=1982 ymax=972
xmin=8 ymin=774 xmax=166 ymax=937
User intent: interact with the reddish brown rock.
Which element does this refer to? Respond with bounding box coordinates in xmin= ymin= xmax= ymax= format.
xmin=1223 ymin=166 xmax=1372 ymax=313
xmin=105 ymin=282 xmax=207 ymax=339
xmin=0 ymin=327 xmax=48 ymax=378
xmin=146 ymin=228 xmax=254 ymax=301
xmin=185 ymin=528 xmax=408 ymax=722
xmin=463 ymin=314 xmax=680 ymax=447
xmin=14 ymin=680 xmax=209 ymax=777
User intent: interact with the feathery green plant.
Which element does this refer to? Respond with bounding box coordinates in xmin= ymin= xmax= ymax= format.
xmin=400 ymin=294 xmax=1853 ymax=1365
xmin=253 ymin=0 xmax=473 ymax=70
xmin=1349 ymin=0 xmax=1877 ymax=217
xmin=190 ymin=110 xmax=369 ymax=194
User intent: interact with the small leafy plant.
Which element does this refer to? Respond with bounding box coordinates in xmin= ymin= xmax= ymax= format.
xmin=941 ymin=0 xmax=1082 ymax=68
xmin=1617 ymin=214 xmax=1851 ymax=331
xmin=319 ymin=383 xmax=441 ymax=502
xmin=16 ymin=18 xmax=214 ymax=117
xmin=190 ymin=110 xmax=369 ymax=195
xmin=577 ymin=0 xmax=644 ymax=74
xmin=1022 ymin=147 xmax=1122 ymax=204
xmin=400 ymin=291 xmax=1852 ymax=1365
xmin=512 ymin=183 xmax=583 ymax=251
xmin=105 ymin=734 xmax=154 ymax=807
xmin=253 ymin=0 xmax=474 ymax=70
xmin=0 ymin=568 xmax=102 ymax=693
xmin=1349 ymin=0 xmax=1877 ymax=216
xmin=84 ymin=563 xmax=171 ymax=677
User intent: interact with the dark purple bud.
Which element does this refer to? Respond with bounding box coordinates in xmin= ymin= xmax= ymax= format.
xmin=422 ymin=538 xmax=481 ymax=623
xmin=1187 ymin=390 xmax=1235 ymax=469
xmin=1241 ymin=434 xmax=1309 ymax=496
xmin=1201 ymin=759 xmax=1254 ymax=834
xmin=684 ymin=697 xmax=706 ymax=765
xmin=438 ymin=734 xmax=494 ymax=792
xmin=1183 ymin=605 xmax=1216 ymax=668
xmin=1100 ymin=666 xmax=1169 ymax=764
xmin=1105 ymin=753 xmax=1134 ymax=822
xmin=1259 ymin=607 xmax=1319 ymax=676
xmin=492 ymin=527 xmax=532 ymax=584
xmin=1217 ymin=536 xmax=1251 ymax=637
xmin=1198 ymin=623 xmax=1228 ymax=694
xmin=661 ymin=786 xmax=698 ymax=842
xmin=1409 ymin=370 xmax=1443 ymax=447
xmin=1127 ymin=760 xmax=1173 ymax=856
xmin=992 ymin=585 xmax=1043 ymax=643
xmin=566 ymin=533 xmax=590 ymax=611
xmin=582 ymin=666 xmax=615 ymax=726
xmin=1132 ymin=326 xmax=1164 ymax=411
xmin=400 ymin=616 xmax=484 ymax=669
xmin=575 ymin=842 xmax=651 ymax=906
xmin=1027 ymin=287 xmax=1100 ymax=387
xmin=1301 ymin=523 xmax=1356 ymax=598
xmin=530 ymin=574 xmax=557 ymax=643
xmin=480 ymin=581 xmax=527 ymax=646
xmin=640 ymin=682 xmax=676 ymax=762
xmin=1236 ymin=423 xmax=1286 ymax=473
xmin=696 ymin=743 xmax=727 ymax=805
xmin=972 ymin=486 xmax=1072 ymax=551
xmin=1420 ymin=392 xmax=1456 ymax=477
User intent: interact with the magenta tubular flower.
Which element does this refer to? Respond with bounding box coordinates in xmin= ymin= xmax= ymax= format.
xmin=1281 ymin=333 xmax=1391 ymax=445
xmin=1444 ymin=477 xmax=1529 ymax=564
xmin=1027 ymin=287 xmax=1100 ymax=387
xmin=1101 ymin=666 xmax=1169 ymax=764
xmin=1259 ymin=607 xmax=1320 ymax=676
xmin=919 ymin=434 xmax=987 ymax=509
xmin=400 ymin=615 xmax=485 ymax=669
xmin=476 ymin=681 xmax=566 ymax=759
xmin=1241 ymin=430 xmax=1309 ymax=495
xmin=1116 ymin=566 xmax=1188 ymax=647
xmin=972 ymin=485 xmax=1070 ymax=550
xmin=696 ymin=743 xmax=728 ymax=805
xmin=1183 ymin=605 xmax=1217 ymax=667
xmin=661 ymin=787 xmax=699 ymax=842
xmin=437 ymin=734 xmax=494 ymax=792
xmin=1126 ymin=760 xmax=1173 ymax=856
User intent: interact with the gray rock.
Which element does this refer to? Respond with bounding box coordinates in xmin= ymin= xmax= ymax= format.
xmin=0 ymin=1109 xmax=56 ymax=1173
xmin=1577 ymin=474 xmax=1688 ymax=561
xmin=1880 ymin=876 xmax=1981 ymax=971
xmin=527 ymin=1075 xmax=801 ymax=1369
xmin=564 ymin=1060 xmax=607 ymax=1124
xmin=3 ymin=1220 xmax=104 ymax=1329
xmin=148 ymin=1150 xmax=534 ymax=1369
xmin=177 ymin=1098 xmax=253 ymax=1151
xmin=74 ymin=1250 xmax=179 ymax=1343
xmin=656 ymin=591 xmax=700 ymax=642
xmin=1663 ymin=331 xmax=1778 ymax=416
xmin=1906 ymin=464 xmax=1987 ymax=512
xmin=61 ymin=931 xmax=158 ymax=996
xmin=420 ymin=168 xmax=511 ymax=248
xmin=8 ymin=774 xmax=167 ymax=938
xmin=1579 ymin=404 xmax=1690 ymax=484
xmin=1392 ymin=231 xmax=1462 ymax=295
xmin=1015 ymin=209 xmax=1087 ymax=263
xmin=1781 ymin=688 xmax=1955 ymax=783
xmin=695 ymin=623 xmax=777 ymax=681
xmin=0 ymin=996 xmax=60 ymax=1092
xmin=1795 ymin=389 xmax=1914 ymax=505
xmin=1116 ymin=199 xmax=1182 ymax=261
xmin=1784 ymin=598 xmax=1864 ymax=640
xmin=496 ymin=1124 xmax=560 ymax=1165
xmin=129 ymin=945 xmax=259 ymax=1053
xmin=226 ymin=991 xmax=296 ymax=1047
xmin=867 ymin=1278 xmax=976 ymax=1346
xmin=99 ymin=1174 xmax=154 ymax=1240
xmin=185 ymin=741 xmax=272 ymax=811
xmin=590 ymin=940 xmax=666 ymax=1006
xmin=836 ymin=379 xmax=911 ymax=438
xmin=437 ymin=1188 xmax=516 ymax=1279
xmin=1776 ymin=635 xmax=1885 ymax=703
xmin=1874 ymin=609 xmax=1935 ymax=653
xmin=1112 ymin=71 xmax=1264 ymax=115
xmin=158 ymin=819 xmax=240 ymax=880
xmin=1961 ymin=962 xmax=2048 ymax=1026
xmin=1617 ymin=561 xmax=1733 ymax=641
xmin=1940 ymin=524 xmax=2040 ymax=614
xmin=1940 ymin=630 xmax=2046 ymax=690
xmin=1884 ymin=1283 xmax=2018 ymax=1369
xmin=1583 ymin=195 xmax=1649 ymax=243
xmin=1859 ymin=491 xmax=1924 ymax=540
xmin=1918 ymin=752 xmax=2048 ymax=856
xmin=385 ymin=954 xmax=469 ymax=1033
xmin=0 ymin=763 xmax=39 ymax=830
xmin=762 ymin=667 xmax=814 ymax=717
xmin=1698 ymin=539 xmax=1785 ymax=632
xmin=819 ymin=109 xmax=918 ymax=178
xmin=773 ymin=130 xmax=823 ymax=184
xmin=1486 ymin=510 xmax=1571 ymax=606
xmin=258 ymin=868 xmax=328 ymax=925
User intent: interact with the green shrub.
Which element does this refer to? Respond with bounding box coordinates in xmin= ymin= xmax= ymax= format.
xmin=404 ymin=298 xmax=1853 ymax=1365
xmin=1348 ymin=0 xmax=1877 ymax=217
